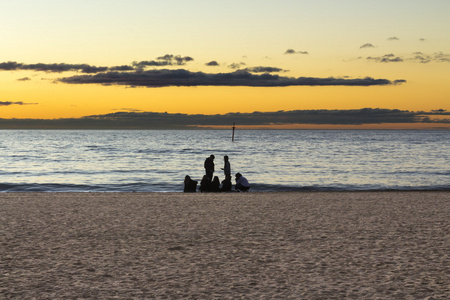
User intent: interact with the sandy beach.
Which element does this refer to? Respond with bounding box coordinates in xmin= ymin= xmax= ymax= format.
xmin=1 ymin=191 xmax=448 ymax=299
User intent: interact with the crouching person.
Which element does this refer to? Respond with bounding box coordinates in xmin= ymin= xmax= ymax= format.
xmin=199 ymin=175 xmax=210 ymax=192
xmin=221 ymin=175 xmax=232 ymax=192
xmin=235 ymin=173 xmax=250 ymax=192
xmin=184 ymin=175 xmax=198 ymax=192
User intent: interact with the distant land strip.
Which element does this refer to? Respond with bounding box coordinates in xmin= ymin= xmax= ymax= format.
xmin=0 ymin=109 xmax=449 ymax=129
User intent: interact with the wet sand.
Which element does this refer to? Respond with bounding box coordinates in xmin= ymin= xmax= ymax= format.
xmin=1 ymin=191 xmax=449 ymax=299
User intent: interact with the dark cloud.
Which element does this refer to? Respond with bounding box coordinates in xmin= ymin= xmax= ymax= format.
xmin=419 ymin=38 xmax=426 ymax=42
xmin=138 ymin=61 xmax=170 ymax=68
xmin=428 ymin=109 xmax=449 ymax=115
xmin=402 ymin=52 xmax=450 ymax=64
xmin=1 ymin=108 xmax=444 ymax=129
xmin=393 ymin=79 xmax=407 ymax=85
xmin=22 ymin=63 xmax=108 ymax=73
xmin=360 ymin=52 xmax=450 ymax=64
xmin=0 ymin=54 xmax=195 ymax=74
xmin=0 ymin=101 xmax=37 ymax=106
xmin=284 ymin=49 xmax=309 ymax=55
xmin=57 ymin=69 xmax=404 ymax=88
xmin=411 ymin=52 xmax=432 ymax=64
xmin=17 ymin=77 xmax=31 ymax=81
xmin=387 ymin=37 xmax=399 ymax=41
xmin=228 ymin=62 xmax=246 ymax=69
xmin=360 ymin=43 xmax=375 ymax=49
xmin=108 ymin=65 xmax=135 ymax=71
xmin=0 ymin=101 xmax=21 ymax=106
xmin=113 ymin=108 xmax=143 ymax=112
xmin=157 ymin=54 xmax=194 ymax=65
xmin=176 ymin=56 xmax=194 ymax=64
xmin=415 ymin=110 xmax=450 ymax=124
xmin=0 ymin=61 xmax=22 ymax=70
xmin=205 ymin=61 xmax=219 ymax=66
xmin=244 ymin=66 xmax=287 ymax=73
xmin=132 ymin=55 xmax=194 ymax=70
xmin=132 ymin=60 xmax=171 ymax=68
xmin=434 ymin=52 xmax=450 ymax=63
xmin=0 ymin=61 xmax=108 ymax=73
xmin=79 ymin=65 xmax=109 ymax=73
xmin=367 ymin=54 xmax=403 ymax=63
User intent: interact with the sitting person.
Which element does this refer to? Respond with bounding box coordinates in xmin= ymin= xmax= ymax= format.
xmin=199 ymin=175 xmax=210 ymax=192
xmin=184 ymin=175 xmax=198 ymax=193
xmin=235 ymin=173 xmax=250 ymax=192
xmin=221 ymin=175 xmax=232 ymax=192
xmin=208 ymin=176 xmax=221 ymax=192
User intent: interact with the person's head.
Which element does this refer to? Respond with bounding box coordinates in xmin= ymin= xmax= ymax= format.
xmin=185 ymin=175 xmax=191 ymax=181
xmin=213 ymin=176 xmax=219 ymax=183
xmin=210 ymin=155 xmax=215 ymax=160
xmin=235 ymin=173 xmax=242 ymax=179
xmin=224 ymin=155 xmax=228 ymax=161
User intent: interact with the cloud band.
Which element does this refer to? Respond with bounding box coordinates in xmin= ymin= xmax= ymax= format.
xmin=58 ymin=69 xmax=404 ymax=87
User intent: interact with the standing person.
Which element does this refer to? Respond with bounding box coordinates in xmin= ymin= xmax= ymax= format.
xmin=204 ymin=155 xmax=215 ymax=182
xmin=235 ymin=173 xmax=250 ymax=192
xmin=221 ymin=155 xmax=231 ymax=177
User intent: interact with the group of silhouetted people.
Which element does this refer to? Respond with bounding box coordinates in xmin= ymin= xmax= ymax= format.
xmin=184 ymin=155 xmax=250 ymax=193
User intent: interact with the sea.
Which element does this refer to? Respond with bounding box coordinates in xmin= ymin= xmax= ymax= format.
xmin=0 ymin=130 xmax=449 ymax=192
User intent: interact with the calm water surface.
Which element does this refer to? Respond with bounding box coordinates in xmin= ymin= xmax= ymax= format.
xmin=0 ymin=130 xmax=449 ymax=192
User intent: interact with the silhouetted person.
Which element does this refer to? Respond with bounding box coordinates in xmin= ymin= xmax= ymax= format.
xmin=209 ymin=176 xmax=221 ymax=192
xmin=199 ymin=175 xmax=210 ymax=192
xmin=204 ymin=155 xmax=215 ymax=181
xmin=235 ymin=173 xmax=250 ymax=192
xmin=221 ymin=155 xmax=231 ymax=177
xmin=221 ymin=175 xmax=232 ymax=192
xmin=184 ymin=175 xmax=198 ymax=193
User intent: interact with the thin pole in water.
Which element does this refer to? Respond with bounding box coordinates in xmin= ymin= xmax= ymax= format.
xmin=232 ymin=123 xmax=236 ymax=142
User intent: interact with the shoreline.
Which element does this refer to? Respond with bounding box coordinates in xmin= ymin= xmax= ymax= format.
xmin=1 ymin=191 xmax=448 ymax=298
xmin=1 ymin=188 xmax=450 ymax=193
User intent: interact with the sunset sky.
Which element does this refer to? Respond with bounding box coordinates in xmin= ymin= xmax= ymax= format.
xmin=0 ymin=0 xmax=449 ymax=128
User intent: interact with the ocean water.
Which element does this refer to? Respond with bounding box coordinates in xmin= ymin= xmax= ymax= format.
xmin=0 ymin=130 xmax=449 ymax=192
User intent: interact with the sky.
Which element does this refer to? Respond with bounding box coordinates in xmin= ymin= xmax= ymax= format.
xmin=0 ymin=0 xmax=449 ymax=128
